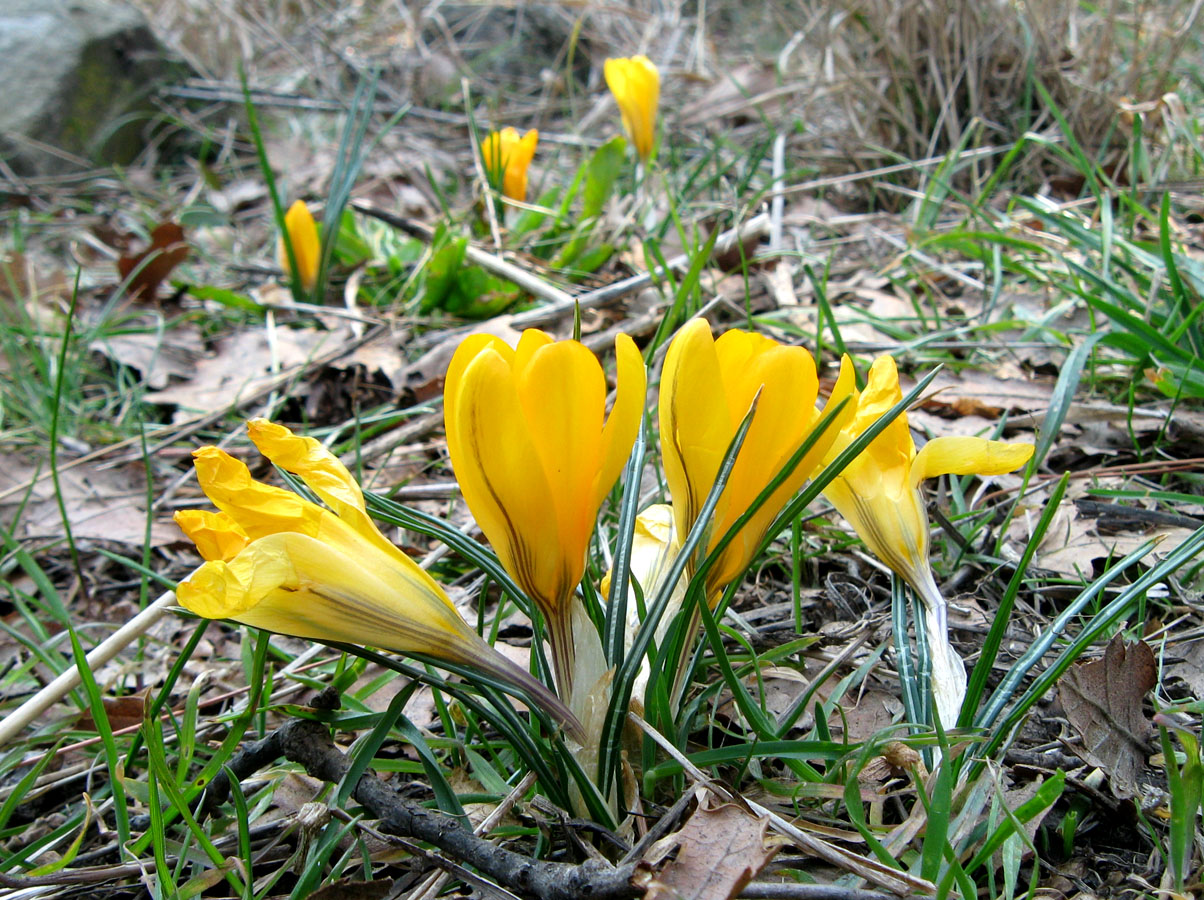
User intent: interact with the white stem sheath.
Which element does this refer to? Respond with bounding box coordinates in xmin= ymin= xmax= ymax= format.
xmin=916 ymin=571 xmax=967 ymax=732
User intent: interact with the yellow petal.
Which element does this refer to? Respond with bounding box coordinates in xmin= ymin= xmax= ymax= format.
xmin=592 ymin=333 xmax=648 ymax=510
xmin=247 ymin=419 xmax=365 ymax=516
xmin=178 ymin=532 xmax=487 ymax=663
xmin=511 ymin=328 xmax=555 ymax=377
xmin=446 ymin=345 xmax=568 ymax=610
xmin=604 ymin=56 xmax=660 ymax=160
xmin=659 ymin=319 xmax=730 ymax=544
xmin=445 ymin=333 xmax=516 ymax=427
xmin=714 ymin=335 xmax=818 ymax=520
xmin=174 ymin=509 xmax=249 ymax=561
xmin=505 ymin=129 xmax=538 ymax=202
xmin=191 ymin=446 xmax=323 ymax=540
xmin=244 ymin=418 xmax=394 ymax=550
xmin=279 ymin=200 xmax=320 ymax=292
xmin=823 ymin=476 xmax=931 ymax=589
xmin=910 ymin=436 xmax=1034 ymax=491
xmin=515 ymin=338 xmax=606 ymax=562
xmin=853 ymin=356 xmax=913 ymax=476
xmin=820 ymin=354 xmax=859 ymax=454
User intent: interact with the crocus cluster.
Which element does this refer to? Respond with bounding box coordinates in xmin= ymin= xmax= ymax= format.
xmin=174 ymin=321 xmax=1032 ymax=744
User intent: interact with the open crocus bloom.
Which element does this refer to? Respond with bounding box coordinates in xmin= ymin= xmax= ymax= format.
xmin=604 ymin=55 xmax=659 ymax=161
xmin=444 ymin=329 xmax=646 ymax=696
xmin=277 ymin=200 xmax=320 ymax=293
xmin=481 ymin=127 xmax=539 ymax=202
xmin=822 ymin=356 xmax=1034 ymax=729
xmin=174 ymin=419 xmax=581 ymax=740
xmin=659 ymin=319 xmax=855 ymax=596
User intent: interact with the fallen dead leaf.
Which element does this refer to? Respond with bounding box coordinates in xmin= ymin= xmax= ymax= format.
xmin=117 ymin=222 xmax=189 ymax=302
xmin=679 ymin=63 xmax=780 ymax=125
xmin=89 ymin=316 xmax=201 ymax=389
xmin=642 ymin=798 xmax=779 ymax=900
xmin=1059 ymin=636 xmax=1156 ymax=799
xmin=992 ymin=774 xmax=1055 ymax=868
xmin=78 ymin=690 xmax=149 ymax=733
xmin=1167 ymin=639 xmax=1204 ymax=701
xmin=143 ymin=325 xmax=360 ymax=420
xmin=920 ymin=369 xmax=1055 ymax=419
xmin=834 ymin=689 xmax=904 ymax=743
xmin=0 ymin=455 xmax=178 ymax=547
xmin=1014 ymin=499 xmax=1195 ymax=579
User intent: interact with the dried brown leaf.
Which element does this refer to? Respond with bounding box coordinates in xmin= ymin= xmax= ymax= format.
xmin=1015 ymin=499 xmax=1195 ymax=578
xmin=0 ymin=455 xmax=178 ymax=547
xmin=920 ymin=369 xmax=1055 ymax=418
xmin=643 ymin=800 xmax=778 ymax=900
xmin=143 ymin=325 xmax=358 ymax=420
xmin=1059 ymin=636 xmax=1156 ymax=798
xmin=89 ymin=318 xmax=201 ymax=389
xmin=78 ymin=690 xmax=149 ymax=732
xmin=117 ymin=222 xmax=189 ymax=303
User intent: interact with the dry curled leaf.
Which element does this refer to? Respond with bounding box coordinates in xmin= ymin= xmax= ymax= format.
xmin=117 ymin=222 xmax=189 ymax=302
xmin=641 ymin=798 xmax=779 ymax=900
xmin=1059 ymin=635 xmax=1156 ymax=798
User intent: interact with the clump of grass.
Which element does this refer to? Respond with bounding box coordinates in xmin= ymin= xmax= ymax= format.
xmin=819 ymin=0 xmax=1198 ymax=183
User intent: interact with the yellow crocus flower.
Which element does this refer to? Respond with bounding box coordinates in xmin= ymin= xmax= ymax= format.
xmin=604 ymin=55 xmax=659 ymax=161
xmin=659 ymin=318 xmax=855 ymax=596
xmin=822 ymin=355 xmax=1034 ymax=728
xmin=174 ymin=419 xmax=581 ymax=739
xmin=481 ymin=127 xmax=539 ymax=202
xmin=277 ymin=200 xmax=320 ymax=293
xmin=443 ymin=329 xmax=647 ymax=694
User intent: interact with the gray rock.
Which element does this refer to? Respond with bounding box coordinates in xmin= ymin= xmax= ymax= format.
xmin=0 ymin=0 xmax=187 ymax=176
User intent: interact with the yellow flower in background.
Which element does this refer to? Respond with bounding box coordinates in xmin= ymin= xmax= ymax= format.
xmin=659 ymin=318 xmax=855 ymax=595
xmin=278 ymin=200 xmax=320 ymax=293
xmin=444 ymin=329 xmax=647 ymax=693
xmin=822 ymin=355 xmax=1034 ymax=728
xmin=174 ymin=419 xmax=581 ymax=739
xmin=604 ymin=55 xmax=659 ymax=161
xmin=481 ymin=127 xmax=539 ymax=202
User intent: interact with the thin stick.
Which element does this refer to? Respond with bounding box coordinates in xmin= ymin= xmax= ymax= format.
xmin=770 ymin=133 xmax=786 ymax=252
xmin=512 ymin=213 xmax=771 ymax=327
xmin=352 ymin=203 xmax=771 ymax=329
xmin=0 ymin=590 xmax=180 ymax=746
xmin=409 ymin=771 xmax=538 ymax=900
